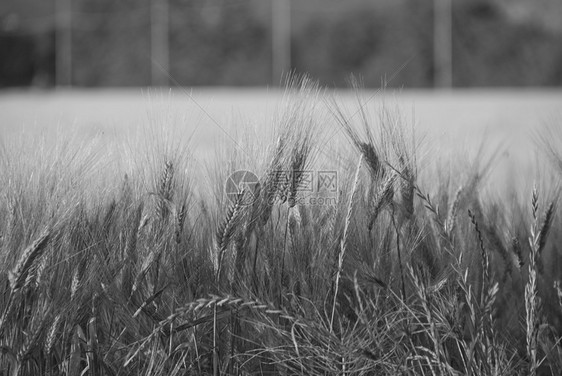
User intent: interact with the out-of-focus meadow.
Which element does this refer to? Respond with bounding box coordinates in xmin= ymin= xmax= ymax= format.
xmin=2 ymin=0 xmax=562 ymax=88
xmin=1 ymin=88 xmax=560 ymax=190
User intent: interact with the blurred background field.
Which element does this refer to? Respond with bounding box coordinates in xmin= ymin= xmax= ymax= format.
xmin=1 ymin=0 xmax=562 ymax=89
xmin=1 ymin=0 xmax=560 ymax=166
xmin=1 ymin=0 xmax=561 ymax=177
xmin=1 ymin=88 xmax=560 ymax=192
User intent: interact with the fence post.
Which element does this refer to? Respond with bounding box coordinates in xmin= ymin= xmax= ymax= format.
xmin=55 ymin=0 xmax=72 ymax=87
xmin=151 ymin=0 xmax=169 ymax=86
xmin=433 ymin=0 xmax=452 ymax=88
xmin=272 ymin=0 xmax=291 ymax=86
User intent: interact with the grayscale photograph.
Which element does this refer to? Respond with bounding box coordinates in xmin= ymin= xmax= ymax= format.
xmin=0 ymin=1 xmax=561 ymax=375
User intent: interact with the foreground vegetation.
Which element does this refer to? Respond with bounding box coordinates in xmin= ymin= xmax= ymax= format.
xmin=1 ymin=83 xmax=562 ymax=375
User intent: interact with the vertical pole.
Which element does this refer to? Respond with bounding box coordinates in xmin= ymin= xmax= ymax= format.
xmin=55 ymin=0 xmax=72 ymax=87
xmin=433 ymin=0 xmax=452 ymax=88
xmin=272 ymin=0 xmax=291 ymax=86
xmin=151 ymin=0 xmax=169 ymax=86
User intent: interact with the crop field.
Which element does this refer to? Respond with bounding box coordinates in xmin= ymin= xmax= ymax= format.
xmin=1 ymin=82 xmax=562 ymax=375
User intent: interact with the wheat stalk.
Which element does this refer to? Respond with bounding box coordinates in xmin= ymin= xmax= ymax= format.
xmin=330 ymin=154 xmax=362 ymax=334
xmin=18 ymin=312 xmax=45 ymax=362
xmin=526 ymin=186 xmax=542 ymax=376
xmin=408 ymin=264 xmax=448 ymax=375
xmin=122 ymin=203 xmax=143 ymax=299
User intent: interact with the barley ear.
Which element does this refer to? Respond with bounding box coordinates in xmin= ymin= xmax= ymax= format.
xmin=215 ymin=190 xmax=245 ymax=284
xmin=9 ymin=229 xmax=51 ymax=292
xmin=368 ymin=170 xmax=397 ymax=231
xmin=468 ymin=209 xmax=491 ymax=304
xmin=554 ymin=281 xmax=562 ymax=310
xmin=288 ymin=150 xmax=307 ymax=208
xmin=397 ymin=154 xmax=415 ymax=221
xmin=44 ymin=314 xmax=62 ymax=355
xmin=70 ymin=265 xmax=81 ymax=301
xmin=446 ymin=185 xmax=462 ymax=236
xmin=175 ymin=201 xmax=187 ymax=244
xmin=258 ymin=173 xmax=277 ymax=227
xmin=537 ymin=201 xmax=555 ymax=256
xmin=510 ymin=236 xmax=524 ymax=269
xmin=157 ymin=160 xmax=174 ymax=219
xmin=359 ymin=142 xmax=382 ymax=179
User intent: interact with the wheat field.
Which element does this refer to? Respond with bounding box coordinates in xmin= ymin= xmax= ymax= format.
xmin=1 ymin=80 xmax=562 ymax=375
